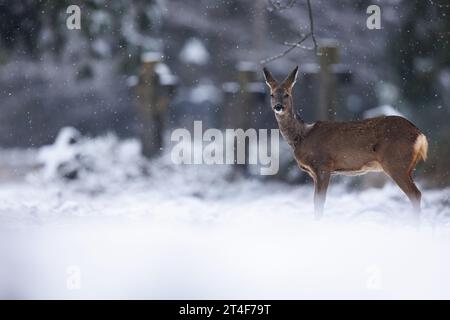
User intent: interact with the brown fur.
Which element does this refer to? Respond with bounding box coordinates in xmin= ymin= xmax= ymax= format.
xmin=263 ymin=66 xmax=428 ymax=220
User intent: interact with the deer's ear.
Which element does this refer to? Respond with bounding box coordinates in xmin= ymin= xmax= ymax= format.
xmin=282 ymin=66 xmax=299 ymax=90
xmin=263 ymin=67 xmax=277 ymax=88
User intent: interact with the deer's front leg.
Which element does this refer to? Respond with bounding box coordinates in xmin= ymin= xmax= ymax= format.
xmin=313 ymin=170 xmax=331 ymax=220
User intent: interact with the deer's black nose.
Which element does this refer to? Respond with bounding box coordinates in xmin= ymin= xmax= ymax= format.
xmin=274 ymin=104 xmax=284 ymax=112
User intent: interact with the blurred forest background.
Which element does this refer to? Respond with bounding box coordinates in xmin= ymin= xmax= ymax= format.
xmin=0 ymin=0 xmax=449 ymax=186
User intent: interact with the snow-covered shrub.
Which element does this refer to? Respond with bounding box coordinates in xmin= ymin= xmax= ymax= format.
xmin=35 ymin=127 xmax=147 ymax=186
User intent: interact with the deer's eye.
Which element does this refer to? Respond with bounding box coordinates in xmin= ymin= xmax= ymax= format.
xmin=284 ymin=94 xmax=290 ymax=98
xmin=270 ymin=94 xmax=274 ymax=98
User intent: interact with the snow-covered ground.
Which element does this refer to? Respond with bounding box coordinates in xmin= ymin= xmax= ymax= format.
xmin=0 ymin=133 xmax=450 ymax=299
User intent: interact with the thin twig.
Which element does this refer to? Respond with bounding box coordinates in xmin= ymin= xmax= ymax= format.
xmin=306 ymin=0 xmax=318 ymax=55
xmin=261 ymin=0 xmax=319 ymax=64
xmin=260 ymin=33 xmax=311 ymax=64
xmin=283 ymin=41 xmax=314 ymax=50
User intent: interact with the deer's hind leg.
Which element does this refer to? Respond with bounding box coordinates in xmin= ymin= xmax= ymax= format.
xmin=387 ymin=171 xmax=421 ymax=211
xmin=381 ymin=155 xmax=422 ymax=220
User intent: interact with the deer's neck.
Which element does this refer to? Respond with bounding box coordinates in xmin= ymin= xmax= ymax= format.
xmin=275 ymin=108 xmax=305 ymax=149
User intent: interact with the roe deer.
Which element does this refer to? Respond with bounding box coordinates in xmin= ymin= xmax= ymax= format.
xmin=263 ymin=66 xmax=428 ymax=220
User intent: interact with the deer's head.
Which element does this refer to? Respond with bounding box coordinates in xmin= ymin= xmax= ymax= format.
xmin=263 ymin=66 xmax=299 ymax=116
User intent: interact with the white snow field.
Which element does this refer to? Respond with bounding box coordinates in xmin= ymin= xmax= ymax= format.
xmin=0 ymin=132 xmax=450 ymax=299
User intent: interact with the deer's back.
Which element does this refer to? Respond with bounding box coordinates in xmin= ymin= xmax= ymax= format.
xmin=295 ymin=116 xmax=422 ymax=174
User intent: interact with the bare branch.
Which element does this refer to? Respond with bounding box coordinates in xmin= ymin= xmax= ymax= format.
xmin=283 ymin=41 xmax=314 ymax=50
xmin=261 ymin=0 xmax=319 ymax=64
xmin=306 ymin=0 xmax=318 ymax=55
xmin=260 ymin=33 xmax=311 ymax=65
